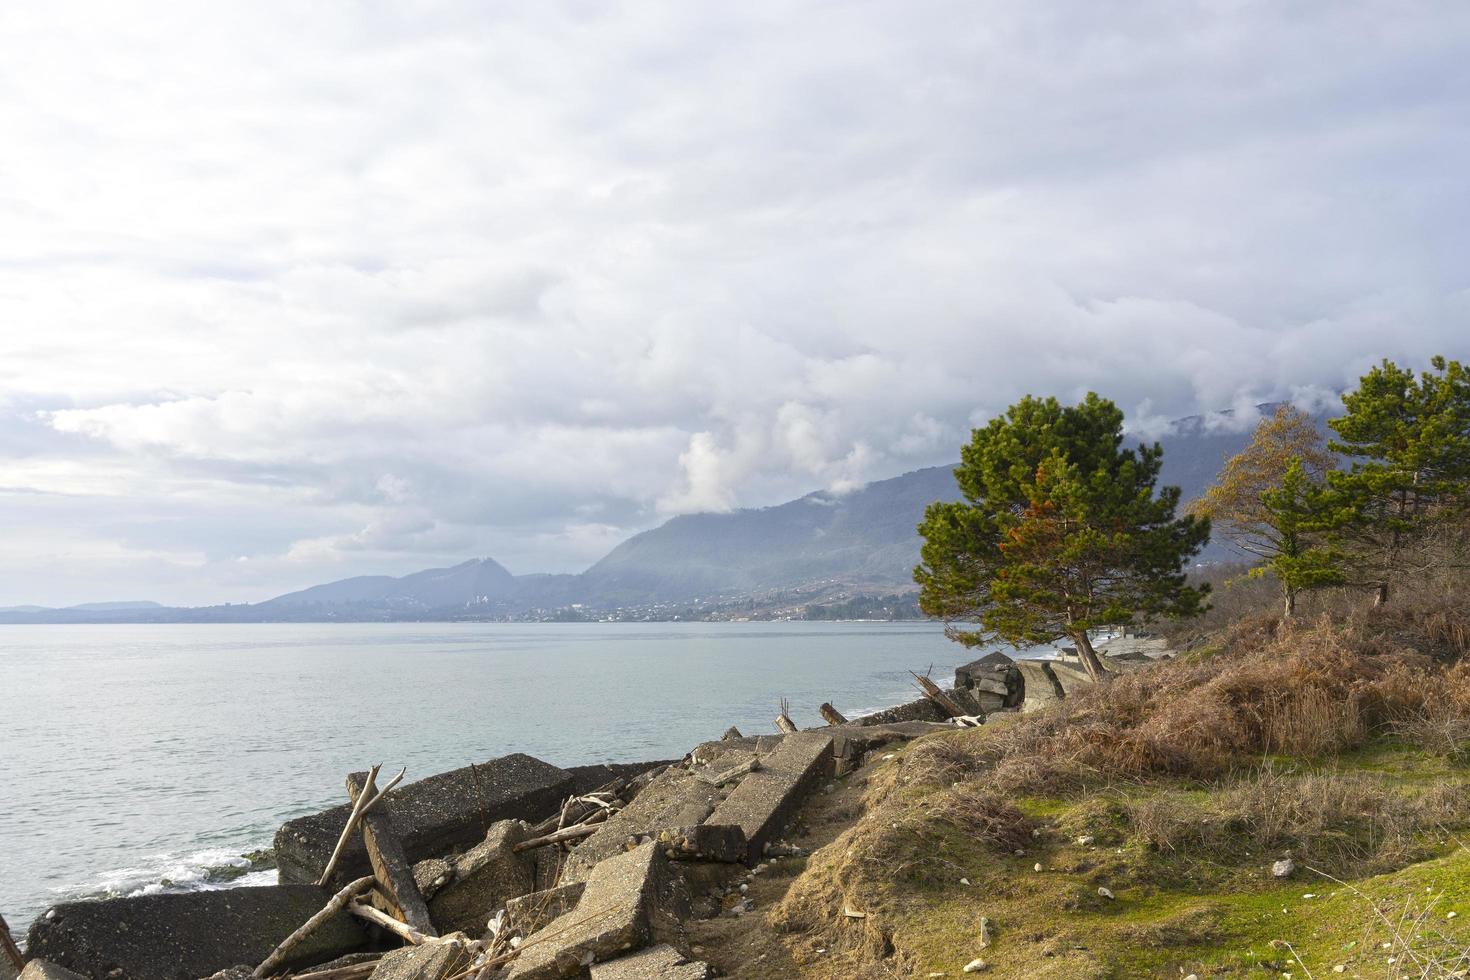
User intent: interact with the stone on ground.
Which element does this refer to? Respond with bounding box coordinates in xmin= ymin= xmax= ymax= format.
xmin=368 ymin=941 xmax=477 ymax=980
xmin=506 ymin=843 xmax=689 ymax=980
xmin=588 ymin=944 xmax=711 ymax=979
xmin=275 ymin=753 xmax=573 ymax=884
xmin=18 ymin=963 xmax=87 ymax=980
xmin=427 ymin=819 xmax=535 ymax=934
xmin=707 ymin=732 xmax=834 ymax=864
xmin=24 ymin=885 xmax=368 ymax=980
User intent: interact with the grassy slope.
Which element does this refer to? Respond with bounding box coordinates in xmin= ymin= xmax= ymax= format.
xmin=764 ymin=600 xmax=1470 ymax=979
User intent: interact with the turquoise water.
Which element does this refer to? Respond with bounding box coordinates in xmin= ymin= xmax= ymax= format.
xmin=0 ymin=621 xmax=964 ymax=929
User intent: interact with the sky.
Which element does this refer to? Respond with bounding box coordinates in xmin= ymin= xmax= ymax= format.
xmin=2 ymin=1 xmax=1468 ymax=607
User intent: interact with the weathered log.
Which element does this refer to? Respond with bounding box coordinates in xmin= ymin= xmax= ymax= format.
xmin=695 ymin=756 xmax=761 ymax=787
xmin=252 ymin=875 xmax=375 ymax=978
xmin=347 ymin=901 xmax=437 ymax=946
xmin=346 ymin=771 xmax=437 ymax=938
xmin=512 ymin=820 xmax=602 ymax=853
xmin=0 ymin=912 xmax=23 ymax=973
xmin=911 ymin=671 xmax=966 ymax=718
xmin=317 ymin=763 xmax=382 ymax=886
xmin=818 ymin=702 xmax=847 ymax=726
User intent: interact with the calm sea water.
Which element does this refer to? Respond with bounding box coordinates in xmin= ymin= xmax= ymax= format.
xmin=0 ymin=621 xmax=969 ymax=930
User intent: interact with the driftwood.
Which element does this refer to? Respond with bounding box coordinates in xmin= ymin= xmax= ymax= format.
xmin=0 ymin=912 xmax=23 ymax=973
xmin=512 ymin=819 xmax=602 ymax=853
xmin=530 ymin=778 xmax=626 ymax=836
xmin=696 ymin=755 xmax=761 ymax=787
xmin=911 ymin=671 xmax=966 ymax=718
xmin=292 ymin=962 xmax=379 ymax=980
xmin=818 ymin=702 xmax=847 ymax=726
xmin=774 ymin=696 xmax=798 ymax=734
xmin=346 ymin=771 xmax=437 ymax=938
xmin=252 ymin=875 xmax=375 ymax=978
xmin=317 ymin=763 xmax=389 ymax=886
xmin=347 ymin=901 xmax=439 ymax=946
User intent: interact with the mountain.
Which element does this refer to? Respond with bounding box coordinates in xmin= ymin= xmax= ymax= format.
xmin=259 ymin=558 xmax=516 ymax=611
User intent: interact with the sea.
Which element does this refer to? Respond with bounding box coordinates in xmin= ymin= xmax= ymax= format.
xmin=0 ymin=620 xmax=997 ymax=931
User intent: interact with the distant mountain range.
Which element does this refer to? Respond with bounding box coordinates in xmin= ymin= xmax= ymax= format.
xmin=0 ymin=408 xmax=1283 ymax=623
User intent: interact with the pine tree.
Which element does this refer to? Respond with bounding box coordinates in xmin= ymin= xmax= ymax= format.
xmin=1327 ymin=356 xmax=1470 ymax=605
xmin=915 ymin=393 xmax=1210 ymax=681
xmin=1252 ymin=457 xmax=1346 ymax=615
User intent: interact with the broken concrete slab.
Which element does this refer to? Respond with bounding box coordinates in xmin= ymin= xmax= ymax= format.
xmin=851 ymin=697 xmax=949 ymax=726
xmin=706 ymin=731 xmax=834 ymax=864
xmin=829 ymin=720 xmax=951 ymax=773
xmin=24 ymin=885 xmax=368 ymax=980
xmin=276 ymin=753 xmax=574 ymax=884
xmin=428 ymin=819 xmax=535 ymax=935
xmin=504 ymin=881 xmax=586 ymax=938
xmin=17 ymin=963 xmax=86 ymax=980
xmin=1015 ymin=659 xmax=1065 ymax=712
xmin=1048 ymin=660 xmax=1097 ymax=696
xmin=565 ymin=762 xmax=677 ymax=798
xmin=588 ymin=944 xmax=711 ymax=979
xmin=953 ymin=651 xmax=1015 ymax=688
xmin=505 ymin=843 xmax=688 ymax=980
xmin=564 ymin=768 xmax=730 ymax=879
xmin=368 ymin=941 xmax=476 ymax=980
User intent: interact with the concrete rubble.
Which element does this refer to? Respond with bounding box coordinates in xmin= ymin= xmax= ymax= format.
xmin=12 ymin=645 xmax=1167 ymax=978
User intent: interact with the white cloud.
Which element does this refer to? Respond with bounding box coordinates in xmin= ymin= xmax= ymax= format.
xmin=2 ymin=0 xmax=1469 ymax=604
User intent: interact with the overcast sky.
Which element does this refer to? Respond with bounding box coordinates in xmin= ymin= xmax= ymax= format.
xmin=2 ymin=1 xmax=1467 ymax=606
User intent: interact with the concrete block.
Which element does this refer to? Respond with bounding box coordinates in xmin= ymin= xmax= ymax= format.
xmin=24 ymin=885 xmax=369 ymax=980
xmin=506 ymin=843 xmax=688 ymax=980
xmin=707 ymin=732 xmax=833 ymax=864
xmin=368 ymin=941 xmax=477 ymax=980
xmin=565 ymin=769 xmax=726 ymax=879
xmin=1015 ymin=659 xmax=1064 ymax=712
xmin=428 ymin=819 xmax=535 ymax=935
xmin=504 ymin=882 xmax=586 ymax=938
xmin=18 ymin=963 xmax=87 ymax=980
xmin=589 ymin=944 xmax=711 ymax=979
xmin=275 ymin=753 xmax=573 ymax=884
xmin=1048 ymin=661 xmax=1097 ymax=697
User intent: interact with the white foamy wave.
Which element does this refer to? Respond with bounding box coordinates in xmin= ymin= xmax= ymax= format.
xmin=61 ymin=847 xmax=276 ymax=905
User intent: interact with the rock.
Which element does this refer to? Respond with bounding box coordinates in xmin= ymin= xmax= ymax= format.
xmin=1273 ymin=858 xmax=1296 ymax=878
xmin=589 ymin=944 xmax=712 ymax=979
xmin=427 ymin=819 xmax=535 ymax=934
xmin=413 ymin=857 xmax=455 ymax=900
xmin=707 ymin=732 xmax=834 ymax=864
xmin=275 ymin=753 xmax=574 ymax=885
xmin=978 ymin=916 xmax=993 ymax=947
xmin=962 ymin=959 xmax=989 ymax=973
xmin=1047 ymin=661 xmax=1097 ymax=697
xmin=200 ymin=969 xmax=253 ymax=980
xmin=506 ymin=843 xmax=689 ymax=979
xmin=720 ymin=727 xmax=742 ymax=741
xmin=1097 ymin=887 xmax=1115 ymax=900
xmin=24 ymin=886 xmax=369 ymax=980
xmin=368 ymin=942 xmax=476 ymax=980
xmin=504 ymin=882 xmax=587 ymax=938
xmin=1015 ymin=660 xmax=1065 ymax=712
xmin=1076 ymin=835 xmax=1095 ymax=846
xmin=18 ymin=964 xmax=88 ymax=980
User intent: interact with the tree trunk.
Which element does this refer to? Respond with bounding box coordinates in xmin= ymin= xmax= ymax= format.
xmin=1284 ymin=587 xmax=1296 ymax=618
xmin=1072 ymin=632 xmax=1106 ymax=683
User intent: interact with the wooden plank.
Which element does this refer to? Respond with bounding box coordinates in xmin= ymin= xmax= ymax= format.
xmin=346 ymin=771 xmax=438 ymax=938
xmin=911 ymin=672 xmax=966 ymax=718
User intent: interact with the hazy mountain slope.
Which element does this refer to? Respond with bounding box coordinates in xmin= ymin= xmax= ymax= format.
xmin=260 ymin=557 xmax=515 ymax=609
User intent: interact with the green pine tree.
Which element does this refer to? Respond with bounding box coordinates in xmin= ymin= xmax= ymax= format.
xmin=1251 ymin=456 xmax=1347 ymax=616
xmin=914 ymin=393 xmax=1210 ymax=681
xmin=1326 ymin=355 xmax=1470 ymax=605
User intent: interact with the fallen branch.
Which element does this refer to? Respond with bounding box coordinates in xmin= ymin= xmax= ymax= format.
xmin=317 ymin=763 xmax=383 ymax=886
xmin=512 ymin=820 xmax=602 ymax=853
xmin=529 ymin=779 xmax=626 ymax=836
xmin=695 ymin=756 xmax=761 ymax=787
xmin=253 ymin=875 xmax=375 ymax=978
xmin=346 ymin=769 xmax=436 ymax=937
xmin=348 ymin=900 xmax=439 ymax=946
xmin=291 ymin=962 xmax=379 ymax=980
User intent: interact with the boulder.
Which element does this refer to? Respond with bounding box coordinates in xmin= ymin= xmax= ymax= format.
xmin=506 ymin=843 xmax=689 ymax=980
xmin=426 ymin=820 xmax=535 ymax=935
xmin=275 ymin=753 xmax=574 ymax=884
xmin=368 ymin=942 xmax=477 ymax=980
xmin=588 ymin=944 xmax=711 ymax=979
xmin=707 ymin=732 xmax=833 ymax=864
xmin=24 ymin=885 xmax=368 ymax=980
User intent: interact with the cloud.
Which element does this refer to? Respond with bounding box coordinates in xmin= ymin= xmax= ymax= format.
xmin=2 ymin=1 xmax=1469 ymax=604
